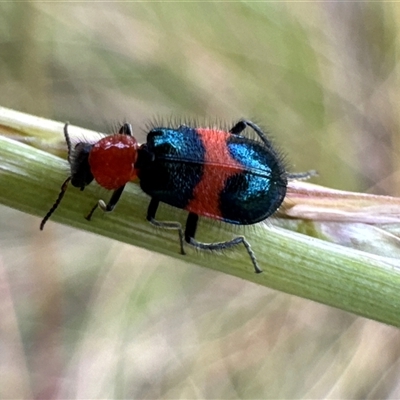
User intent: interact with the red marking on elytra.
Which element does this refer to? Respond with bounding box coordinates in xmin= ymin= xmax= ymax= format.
xmin=89 ymin=134 xmax=139 ymax=190
xmin=185 ymin=129 xmax=244 ymax=219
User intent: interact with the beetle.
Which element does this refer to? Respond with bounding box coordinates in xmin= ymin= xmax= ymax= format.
xmin=41 ymin=120 xmax=315 ymax=273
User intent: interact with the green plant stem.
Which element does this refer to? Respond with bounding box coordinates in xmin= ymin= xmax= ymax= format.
xmin=1 ymin=106 xmax=400 ymax=327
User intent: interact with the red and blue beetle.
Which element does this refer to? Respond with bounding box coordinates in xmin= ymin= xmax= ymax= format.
xmin=41 ymin=120 xmax=314 ymax=273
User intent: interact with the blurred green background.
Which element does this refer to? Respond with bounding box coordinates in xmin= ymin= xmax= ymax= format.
xmin=1 ymin=2 xmax=400 ymax=398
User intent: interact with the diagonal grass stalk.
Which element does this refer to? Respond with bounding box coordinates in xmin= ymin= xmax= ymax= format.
xmin=1 ymin=106 xmax=400 ymax=327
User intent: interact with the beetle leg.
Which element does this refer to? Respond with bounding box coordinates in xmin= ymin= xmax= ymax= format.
xmin=185 ymin=212 xmax=262 ymax=274
xmin=85 ymin=185 xmax=126 ymax=221
xmin=146 ymin=198 xmax=185 ymax=255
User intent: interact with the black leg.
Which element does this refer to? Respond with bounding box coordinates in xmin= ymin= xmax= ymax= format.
xmin=101 ymin=185 xmax=126 ymax=212
xmin=230 ymin=119 xmax=276 ymax=153
xmin=119 ymin=123 xmax=133 ymax=136
xmin=231 ymin=120 xmax=317 ymax=182
xmin=229 ymin=120 xmax=247 ymax=135
xmin=85 ymin=185 xmax=126 ymax=221
xmin=184 ymin=212 xmax=199 ymax=243
xmin=146 ymin=198 xmax=185 ymax=255
xmin=188 ymin=235 xmax=262 ymax=274
xmin=146 ymin=197 xmax=159 ymax=221
xmin=185 ymin=212 xmax=262 ymax=274
xmin=146 ymin=205 xmax=262 ymax=273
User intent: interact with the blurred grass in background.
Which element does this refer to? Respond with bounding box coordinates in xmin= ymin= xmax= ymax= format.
xmin=1 ymin=1 xmax=400 ymax=398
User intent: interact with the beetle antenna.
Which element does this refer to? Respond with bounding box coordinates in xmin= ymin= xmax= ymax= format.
xmin=40 ymin=176 xmax=71 ymax=230
xmin=64 ymin=123 xmax=73 ymax=164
